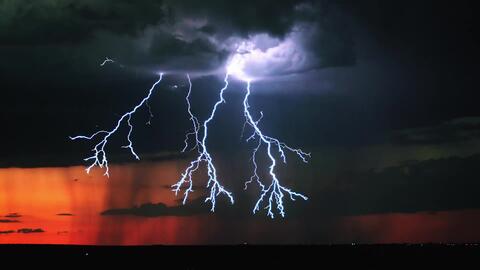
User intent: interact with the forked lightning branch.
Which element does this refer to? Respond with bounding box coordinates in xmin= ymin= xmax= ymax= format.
xmin=70 ymin=54 xmax=310 ymax=218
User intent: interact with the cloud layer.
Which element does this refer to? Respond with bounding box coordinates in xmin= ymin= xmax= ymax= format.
xmin=0 ymin=0 xmax=356 ymax=78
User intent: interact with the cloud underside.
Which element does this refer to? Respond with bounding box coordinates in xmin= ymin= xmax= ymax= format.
xmin=0 ymin=0 xmax=166 ymax=45
xmin=392 ymin=117 xmax=480 ymax=145
xmin=0 ymin=0 xmax=356 ymax=76
xmin=101 ymin=196 xmax=239 ymax=217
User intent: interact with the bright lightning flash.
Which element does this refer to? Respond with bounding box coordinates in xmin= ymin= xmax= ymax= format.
xmin=172 ymin=73 xmax=234 ymax=211
xmin=173 ymin=53 xmax=310 ymax=217
xmin=72 ymin=51 xmax=310 ymax=218
xmin=69 ymin=72 xmax=164 ymax=177
xmin=242 ymin=80 xmax=310 ymax=218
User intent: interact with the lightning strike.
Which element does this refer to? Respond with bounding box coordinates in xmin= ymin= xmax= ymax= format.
xmin=100 ymin=57 xmax=114 ymax=66
xmin=172 ymin=73 xmax=234 ymax=211
xmin=242 ymin=80 xmax=310 ymax=218
xmin=73 ymin=50 xmax=310 ymax=218
xmin=181 ymin=74 xmax=201 ymax=153
xmin=69 ymin=73 xmax=164 ymax=176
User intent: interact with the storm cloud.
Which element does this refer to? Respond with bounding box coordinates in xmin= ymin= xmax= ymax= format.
xmin=0 ymin=0 xmax=357 ymax=77
xmin=392 ymin=117 xmax=480 ymax=145
xmin=0 ymin=0 xmax=478 ymax=168
xmin=16 ymin=228 xmax=45 ymax=234
xmin=101 ymin=195 xmax=251 ymax=218
xmin=0 ymin=0 xmax=166 ymax=45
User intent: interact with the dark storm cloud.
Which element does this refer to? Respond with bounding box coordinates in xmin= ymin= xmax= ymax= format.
xmin=0 ymin=0 xmax=166 ymax=45
xmin=16 ymin=228 xmax=45 ymax=234
xmin=142 ymin=28 xmax=229 ymax=72
xmin=102 ymin=0 xmax=356 ymax=74
xmin=0 ymin=219 xmax=20 ymax=223
xmin=56 ymin=213 xmax=74 ymax=216
xmin=102 ymin=195 xmax=253 ymax=218
xmin=0 ymin=0 xmax=475 ymax=83
xmin=391 ymin=117 xmax=480 ymax=145
xmin=306 ymin=153 xmax=480 ymax=216
xmin=0 ymin=0 xmax=478 ymax=168
xmin=166 ymin=0 xmax=304 ymax=38
xmin=4 ymin=213 xmax=21 ymax=218
xmin=101 ymin=200 xmax=204 ymax=217
xmin=0 ymin=0 xmax=358 ymax=82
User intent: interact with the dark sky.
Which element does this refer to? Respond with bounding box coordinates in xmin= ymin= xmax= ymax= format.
xmin=0 ymin=0 xmax=478 ymax=167
xmin=2 ymin=1 xmax=480 ymax=242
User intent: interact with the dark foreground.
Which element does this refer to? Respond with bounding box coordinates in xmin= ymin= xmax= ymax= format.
xmin=1 ymin=244 xmax=479 ymax=264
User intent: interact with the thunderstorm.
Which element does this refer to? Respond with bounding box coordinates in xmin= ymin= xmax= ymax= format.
xmin=70 ymin=54 xmax=310 ymax=218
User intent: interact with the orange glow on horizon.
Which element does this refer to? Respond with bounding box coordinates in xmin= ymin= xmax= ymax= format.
xmin=2 ymin=162 xmax=480 ymax=245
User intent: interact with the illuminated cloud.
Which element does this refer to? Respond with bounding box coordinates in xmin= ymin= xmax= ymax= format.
xmin=226 ymin=25 xmax=320 ymax=80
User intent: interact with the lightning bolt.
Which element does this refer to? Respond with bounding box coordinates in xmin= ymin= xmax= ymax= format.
xmin=181 ymin=74 xmax=201 ymax=153
xmin=172 ymin=73 xmax=234 ymax=211
xmin=242 ymin=80 xmax=310 ymax=218
xmin=100 ymin=57 xmax=114 ymax=66
xmin=69 ymin=73 xmax=164 ymax=176
xmin=72 ymin=54 xmax=311 ymax=218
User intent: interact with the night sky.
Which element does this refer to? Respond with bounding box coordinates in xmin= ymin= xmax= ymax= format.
xmin=1 ymin=0 xmax=480 ymax=244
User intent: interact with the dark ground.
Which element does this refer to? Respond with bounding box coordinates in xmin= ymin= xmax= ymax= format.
xmin=0 ymin=244 xmax=479 ymax=264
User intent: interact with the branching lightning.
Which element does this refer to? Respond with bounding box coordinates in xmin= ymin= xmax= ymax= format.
xmin=69 ymin=73 xmax=164 ymax=176
xmin=172 ymin=73 xmax=234 ymax=211
xmin=242 ymin=80 xmax=310 ymax=218
xmin=72 ymin=52 xmax=310 ymax=218
xmin=173 ymin=71 xmax=309 ymax=217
